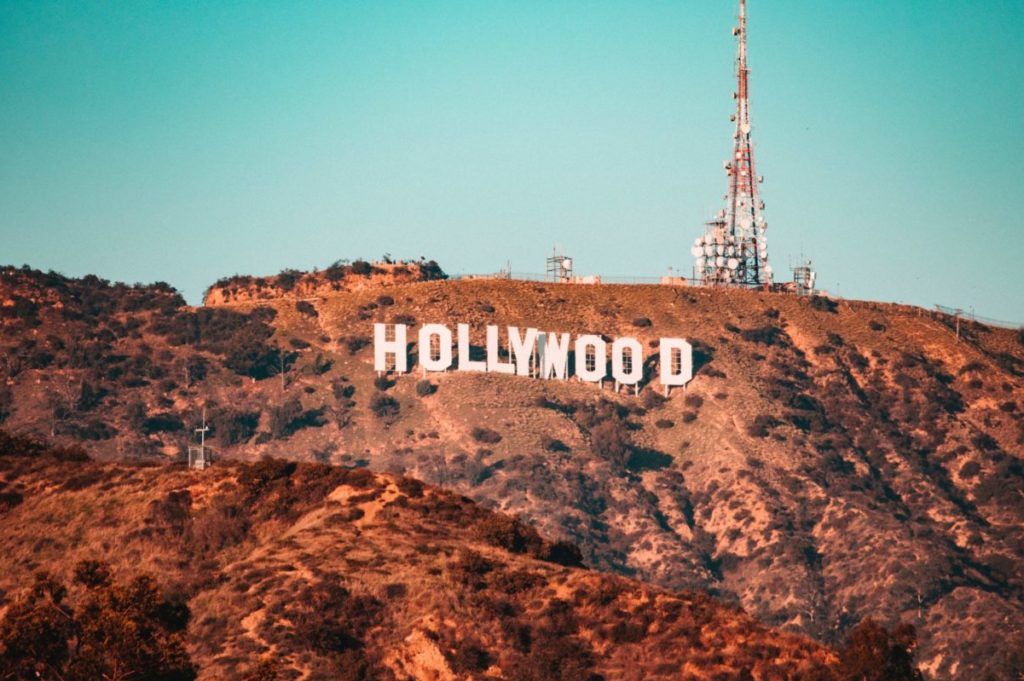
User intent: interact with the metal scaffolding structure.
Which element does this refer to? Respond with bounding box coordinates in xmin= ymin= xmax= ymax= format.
xmin=693 ymin=0 xmax=772 ymax=287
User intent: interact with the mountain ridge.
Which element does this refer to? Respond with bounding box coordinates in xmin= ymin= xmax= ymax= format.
xmin=2 ymin=262 xmax=1022 ymax=679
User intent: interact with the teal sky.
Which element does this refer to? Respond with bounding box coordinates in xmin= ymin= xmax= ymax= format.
xmin=2 ymin=1 xmax=1022 ymax=321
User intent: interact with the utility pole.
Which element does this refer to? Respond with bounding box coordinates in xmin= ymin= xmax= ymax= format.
xmin=279 ymin=351 xmax=288 ymax=392
xmin=189 ymin=408 xmax=210 ymax=470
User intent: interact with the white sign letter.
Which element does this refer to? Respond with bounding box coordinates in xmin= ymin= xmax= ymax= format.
xmin=575 ymin=334 xmax=607 ymax=383
xmin=457 ymin=323 xmax=487 ymax=372
xmin=374 ymin=323 xmax=408 ymax=373
xmin=418 ymin=324 xmax=453 ymax=372
xmin=539 ymin=332 xmax=570 ymax=380
xmin=659 ymin=338 xmax=693 ymax=387
xmin=508 ymin=326 xmax=538 ymax=377
xmin=612 ymin=337 xmax=644 ymax=385
xmin=486 ymin=325 xmax=515 ymax=374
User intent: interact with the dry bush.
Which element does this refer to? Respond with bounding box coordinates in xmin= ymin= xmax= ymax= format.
xmin=471 ymin=427 xmax=502 ymax=444
xmin=344 ymin=336 xmax=370 ymax=355
xmin=269 ymin=398 xmax=327 ymax=439
xmin=415 ymin=379 xmax=436 ymax=397
xmin=393 ymin=313 xmax=416 ymax=325
xmin=641 ymin=390 xmax=665 ymax=410
xmin=748 ymin=415 xmax=782 ymax=438
xmin=741 ymin=326 xmax=786 ymax=346
xmin=541 ymin=434 xmax=569 ymax=452
xmin=186 ymin=496 xmax=251 ymax=558
xmin=0 ymin=430 xmax=90 ymax=462
xmin=590 ymin=420 xmax=631 ymax=465
xmin=370 ymin=394 xmax=400 ymax=420
xmin=838 ymin=619 xmax=922 ymax=681
xmin=809 ymin=296 xmax=838 ymax=313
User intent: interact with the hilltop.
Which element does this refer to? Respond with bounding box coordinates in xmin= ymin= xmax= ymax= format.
xmin=202 ymin=258 xmax=447 ymax=306
xmin=1 ymin=262 xmax=1023 ymax=678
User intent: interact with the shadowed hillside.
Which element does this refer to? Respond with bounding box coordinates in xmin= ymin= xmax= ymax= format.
xmin=0 ymin=432 xmax=859 ymax=680
xmin=2 ymin=263 xmax=1022 ymax=679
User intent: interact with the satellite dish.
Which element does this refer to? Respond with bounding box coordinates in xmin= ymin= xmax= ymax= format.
xmin=704 ymin=244 xmax=714 ymax=256
xmin=740 ymin=216 xmax=753 ymax=230
xmin=728 ymin=258 xmax=739 ymax=270
xmin=716 ymin=256 xmax=726 ymax=267
xmin=562 ymin=258 xmax=572 ymax=270
xmin=716 ymin=245 xmax=724 ymax=255
xmin=741 ymin=123 xmax=751 ymax=134
xmin=763 ymin=265 xmax=773 ymax=275
xmin=690 ymin=246 xmax=703 ymax=258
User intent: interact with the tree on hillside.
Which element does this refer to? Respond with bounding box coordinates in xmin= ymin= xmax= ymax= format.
xmin=839 ymin=618 xmax=922 ymax=681
xmin=0 ymin=561 xmax=196 ymax=681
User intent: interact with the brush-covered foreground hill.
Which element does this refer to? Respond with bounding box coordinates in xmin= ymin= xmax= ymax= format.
xmin=2 ymin=263 xmax=1023 ymax=678
xmin=0 ymin=433 xmax=851 ymax=680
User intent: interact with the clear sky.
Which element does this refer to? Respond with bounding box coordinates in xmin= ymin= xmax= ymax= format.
xmin=2 ymin=1 xmax=1022 ymax=320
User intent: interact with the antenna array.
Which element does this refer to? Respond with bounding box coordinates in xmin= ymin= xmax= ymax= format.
xmin=693 ymin=0 xmax=772 ymax=287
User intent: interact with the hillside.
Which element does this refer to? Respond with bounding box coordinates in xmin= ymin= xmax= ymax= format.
xmin=2 ymin=263 xmax=1023 ymax=678
xmin=202 ymin=258 xmax=447 ymax=306
xmin=0 ymin=432 xmax=851 ymax=680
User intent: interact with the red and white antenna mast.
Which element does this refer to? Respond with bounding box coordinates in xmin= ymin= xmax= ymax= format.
xmin=692 ymin=0 xmax=772 ymax=287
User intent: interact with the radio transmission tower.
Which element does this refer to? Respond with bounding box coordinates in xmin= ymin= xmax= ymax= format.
xmin=692 ymin=0 xmax=772 ymax=287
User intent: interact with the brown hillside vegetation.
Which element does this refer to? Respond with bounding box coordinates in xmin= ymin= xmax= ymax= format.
xmin=0 ymin=432 xmax=860 ymax=680
xmin=202 ymin=258 xmax=447 ymax=306
xmin=2 ymin=263 xmax=1023 ymax=678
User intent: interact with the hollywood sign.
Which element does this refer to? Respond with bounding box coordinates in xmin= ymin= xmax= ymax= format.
xmin=373 ymin=323 xmax=693 ymax=392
